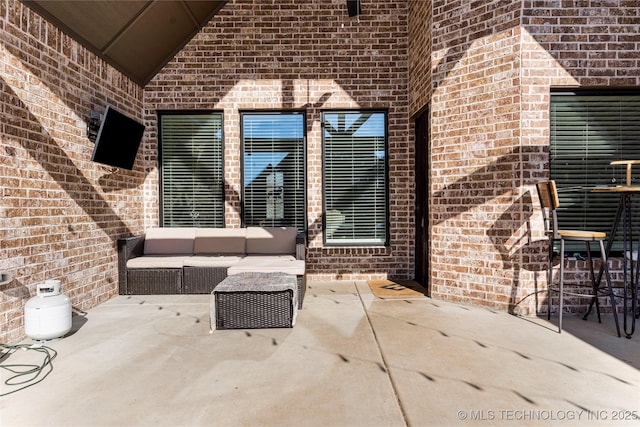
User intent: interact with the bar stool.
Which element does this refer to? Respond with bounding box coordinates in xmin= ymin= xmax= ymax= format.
xmin=536 ymin=180 xmax=620 ymax=336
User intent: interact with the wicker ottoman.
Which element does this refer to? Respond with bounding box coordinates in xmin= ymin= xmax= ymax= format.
xmin=211 ymin=272 xmax=298 ymax=330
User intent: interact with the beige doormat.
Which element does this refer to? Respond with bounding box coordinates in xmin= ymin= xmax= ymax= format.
xmin=367 ymin=279 xmax=427 ymax=299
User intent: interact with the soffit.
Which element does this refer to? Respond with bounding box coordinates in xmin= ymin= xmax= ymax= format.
xmin=21 ymin=1 xmax=227 ymax=86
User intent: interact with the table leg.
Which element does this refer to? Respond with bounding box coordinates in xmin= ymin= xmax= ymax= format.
xmin=582 ymin=191 xmax=638 ymax=337
xmin=623 ymin=194 xmax=637 ymax=337
xmin=610 ymin=194 xmax=638 ymax=338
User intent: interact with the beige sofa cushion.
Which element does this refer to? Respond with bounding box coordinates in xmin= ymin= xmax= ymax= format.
xmin=143 ymin=228 xmax=196 ymax=255
xmin=183 ymin=255 xmax=244 ymax=268
xmin=245 ymin=227 xmax=297 ymax=255
xmin=127 ymin=255 xmax=188 ymax=269
xmin=194 ymin=228 xmax=246 ymax=254
xmin=227 ymin=255 xmax=305 ymax=276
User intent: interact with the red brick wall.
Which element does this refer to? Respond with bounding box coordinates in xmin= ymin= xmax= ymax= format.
xmin=427 ymin=0 xmax=527 ymax=312
xmin=2 ymin=0 xmax=637 ymax=343
xmin=0 ymin=0 xmax=146 ymax=342
xmin=520 ymin=2 xmax=640 ymax=314
xmin=420 ymin=1 xmax=639 ymax=314
xmin=145 ymin=0 xmax=413 ymax=281
xmin=408 ymin=0 xmax=431 ymax=116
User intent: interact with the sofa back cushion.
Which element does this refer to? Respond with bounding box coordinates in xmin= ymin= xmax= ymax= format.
xmin=194 ymin=228 xmax=246 ymax=255
xmin=246 ymin=227 xmax=297 ymax=255
xmin=144 ymin=228 xmax=196 ymax=255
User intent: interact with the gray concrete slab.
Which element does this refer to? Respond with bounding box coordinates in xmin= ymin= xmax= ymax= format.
xmin=1 ymin=281 xmax=638 ymax=427
xmin=363 ymin=291 xmax=639 ymax=427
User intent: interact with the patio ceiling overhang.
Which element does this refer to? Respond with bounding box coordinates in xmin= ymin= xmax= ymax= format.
xmin=21 ymin=0 xmax=228 ymax=86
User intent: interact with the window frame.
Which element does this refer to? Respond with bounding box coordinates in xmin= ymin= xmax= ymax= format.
xmin=549 ymin=88 xmax=640 ymax=254
xmin=239 ymin=110 xmax=307 ymax=232
xmin=321 ymin=109 xmax=390 ymax=247
xmin=158 ymin=110 xmax=225 ymax=228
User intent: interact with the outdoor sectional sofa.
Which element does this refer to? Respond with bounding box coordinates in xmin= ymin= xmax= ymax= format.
xmin=117 ymin=227 xmax=306 ymax=308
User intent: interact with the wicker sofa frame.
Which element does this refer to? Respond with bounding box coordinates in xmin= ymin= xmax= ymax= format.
xmin=117 ymin=229 xmax=306 ymax=308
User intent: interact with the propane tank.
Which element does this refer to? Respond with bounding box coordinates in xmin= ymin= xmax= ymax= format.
xmin=24 ymin=279 xmax=72 ymax=341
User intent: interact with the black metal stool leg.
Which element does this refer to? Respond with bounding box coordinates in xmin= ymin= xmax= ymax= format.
xmin=600 ymin=239 xmax=621 ymax=337
xmin=548 ymin=236 xmax=554 ymax=322
xmin=559 ymin=238 xmax=565 ymax=333
xmin=585 ymin=241 xmax=602 ymax=323
xmin=586 ymin=194 xmax=623 ymax=319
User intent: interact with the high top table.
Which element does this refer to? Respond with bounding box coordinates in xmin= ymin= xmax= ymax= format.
xmin=591 ymin=160 xmax=640 ymax=337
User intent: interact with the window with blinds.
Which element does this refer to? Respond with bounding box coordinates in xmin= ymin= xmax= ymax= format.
xmin=241 ymin=112 xmax=305 ymax=231
xmin=159 ymin=112 xmax=224 ymax=228
xmin=322 ymin=111 xmax=388 ymax=246
xmin=550 ymin=91 xmax=640 ymax=253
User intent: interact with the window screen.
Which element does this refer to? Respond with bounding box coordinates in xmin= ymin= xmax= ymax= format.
xmin=323 ymin=111 xmax=388 ymax=246
xmin=159 ymin=112 xmax=224 ymax=227
xmin=241 ymin=112 xmax=305 ymax=231
xmin=550 ymin=92 xmax=640 ymax=253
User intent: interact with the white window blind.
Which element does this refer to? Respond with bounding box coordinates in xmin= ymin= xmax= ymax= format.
xmin=160 ymin=112 xmax=224 ymax=227
xmin=241 ymin=112 xmax=305 ymax=231
xmin=550 ymin=92 xmax=640 ymax=253
xmin=323 ymin=111 xmax=388 ymax=246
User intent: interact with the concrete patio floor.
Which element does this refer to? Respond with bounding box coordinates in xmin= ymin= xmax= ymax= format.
xmin=1 ymin=281 xmax=638 ymax=427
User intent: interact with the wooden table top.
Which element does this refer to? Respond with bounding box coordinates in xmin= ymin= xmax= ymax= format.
xmin=610 ymin=160 xmax=640 ymax=166
xmin=591 ymin=186 xmax=640 ymax=193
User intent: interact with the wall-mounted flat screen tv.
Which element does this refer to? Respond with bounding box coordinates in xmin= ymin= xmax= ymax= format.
xmin=91 ymin=106 xmax=145 ymax=170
